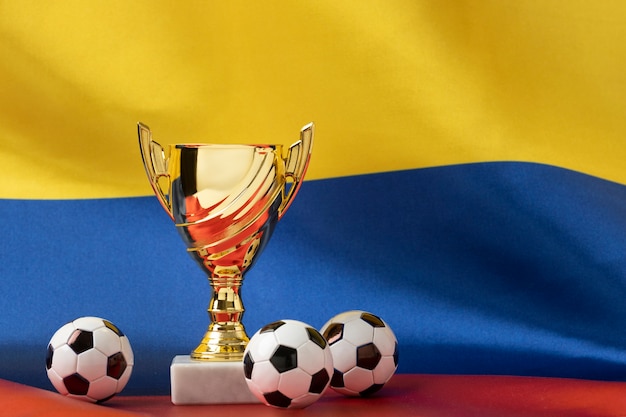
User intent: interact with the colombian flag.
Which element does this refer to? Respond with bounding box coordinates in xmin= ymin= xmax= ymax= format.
xmin=2 ymin=2 xmax=626 ymax=395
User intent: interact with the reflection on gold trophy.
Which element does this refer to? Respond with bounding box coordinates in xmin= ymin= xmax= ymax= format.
xmin=138 ymin=123 xmax=313 ymax=363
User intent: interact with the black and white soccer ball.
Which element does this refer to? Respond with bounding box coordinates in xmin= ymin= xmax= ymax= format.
xmin=243 ymin=319 xmax=334 ymax=409
xmin=45 ymin=316 xmax=134 ymax=402
xmin=320 ymin=310 xmax=398 ymax=397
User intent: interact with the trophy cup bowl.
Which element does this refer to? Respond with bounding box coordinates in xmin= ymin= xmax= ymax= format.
xmin=138 ymin=122 xmax=313 ymax=403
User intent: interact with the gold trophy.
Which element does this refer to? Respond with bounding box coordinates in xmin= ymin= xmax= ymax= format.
xmin=138 ymin=122 xmax=313 ymax=404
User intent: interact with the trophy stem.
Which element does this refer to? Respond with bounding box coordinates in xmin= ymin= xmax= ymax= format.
xmin=191 ymin=275 xmax=249 ymax=361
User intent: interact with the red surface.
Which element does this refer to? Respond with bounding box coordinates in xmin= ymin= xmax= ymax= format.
xmin=4 ymin=374 xmax=626 ymax=416
xmin=0 ymin=378 xmax=137 ymax=417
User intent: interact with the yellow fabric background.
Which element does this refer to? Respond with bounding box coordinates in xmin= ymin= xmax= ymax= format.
xmin=0 ymin=1 xmax=625 ymax=199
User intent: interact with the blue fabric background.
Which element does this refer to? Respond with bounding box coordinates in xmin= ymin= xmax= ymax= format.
xmin=2 ymin=162 xmax=626 ymax=395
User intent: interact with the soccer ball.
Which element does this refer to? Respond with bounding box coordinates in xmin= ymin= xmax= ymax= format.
xmin=243 ymin=319 xmax=334 ymax=409
xmin=45 ymin=316 xmax=134 ymax=402
xmin=320 ymin=310 xmax=398 ymax=396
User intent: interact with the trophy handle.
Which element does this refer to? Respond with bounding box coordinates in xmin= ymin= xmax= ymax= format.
xmin=279 ymin=122 xmax=314 ymax=219
xmin=138 ymin=122 xmax=174 ymax=220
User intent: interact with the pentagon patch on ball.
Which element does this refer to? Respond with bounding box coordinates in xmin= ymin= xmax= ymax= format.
xmin=243 ymin=319 xmax=334 ymax=409
xmin=321 ymin=310 xmax=398 ymax=396
xmin=45 ymin=316 xmax=134 ymax=403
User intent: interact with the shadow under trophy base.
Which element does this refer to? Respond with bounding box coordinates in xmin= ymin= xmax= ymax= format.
xmin=138 ymin=122 xmax=313 ymax=404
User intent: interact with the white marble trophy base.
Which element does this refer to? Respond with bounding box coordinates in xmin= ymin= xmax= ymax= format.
xmin=170 ymin=355 xmax=260 ymax=405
